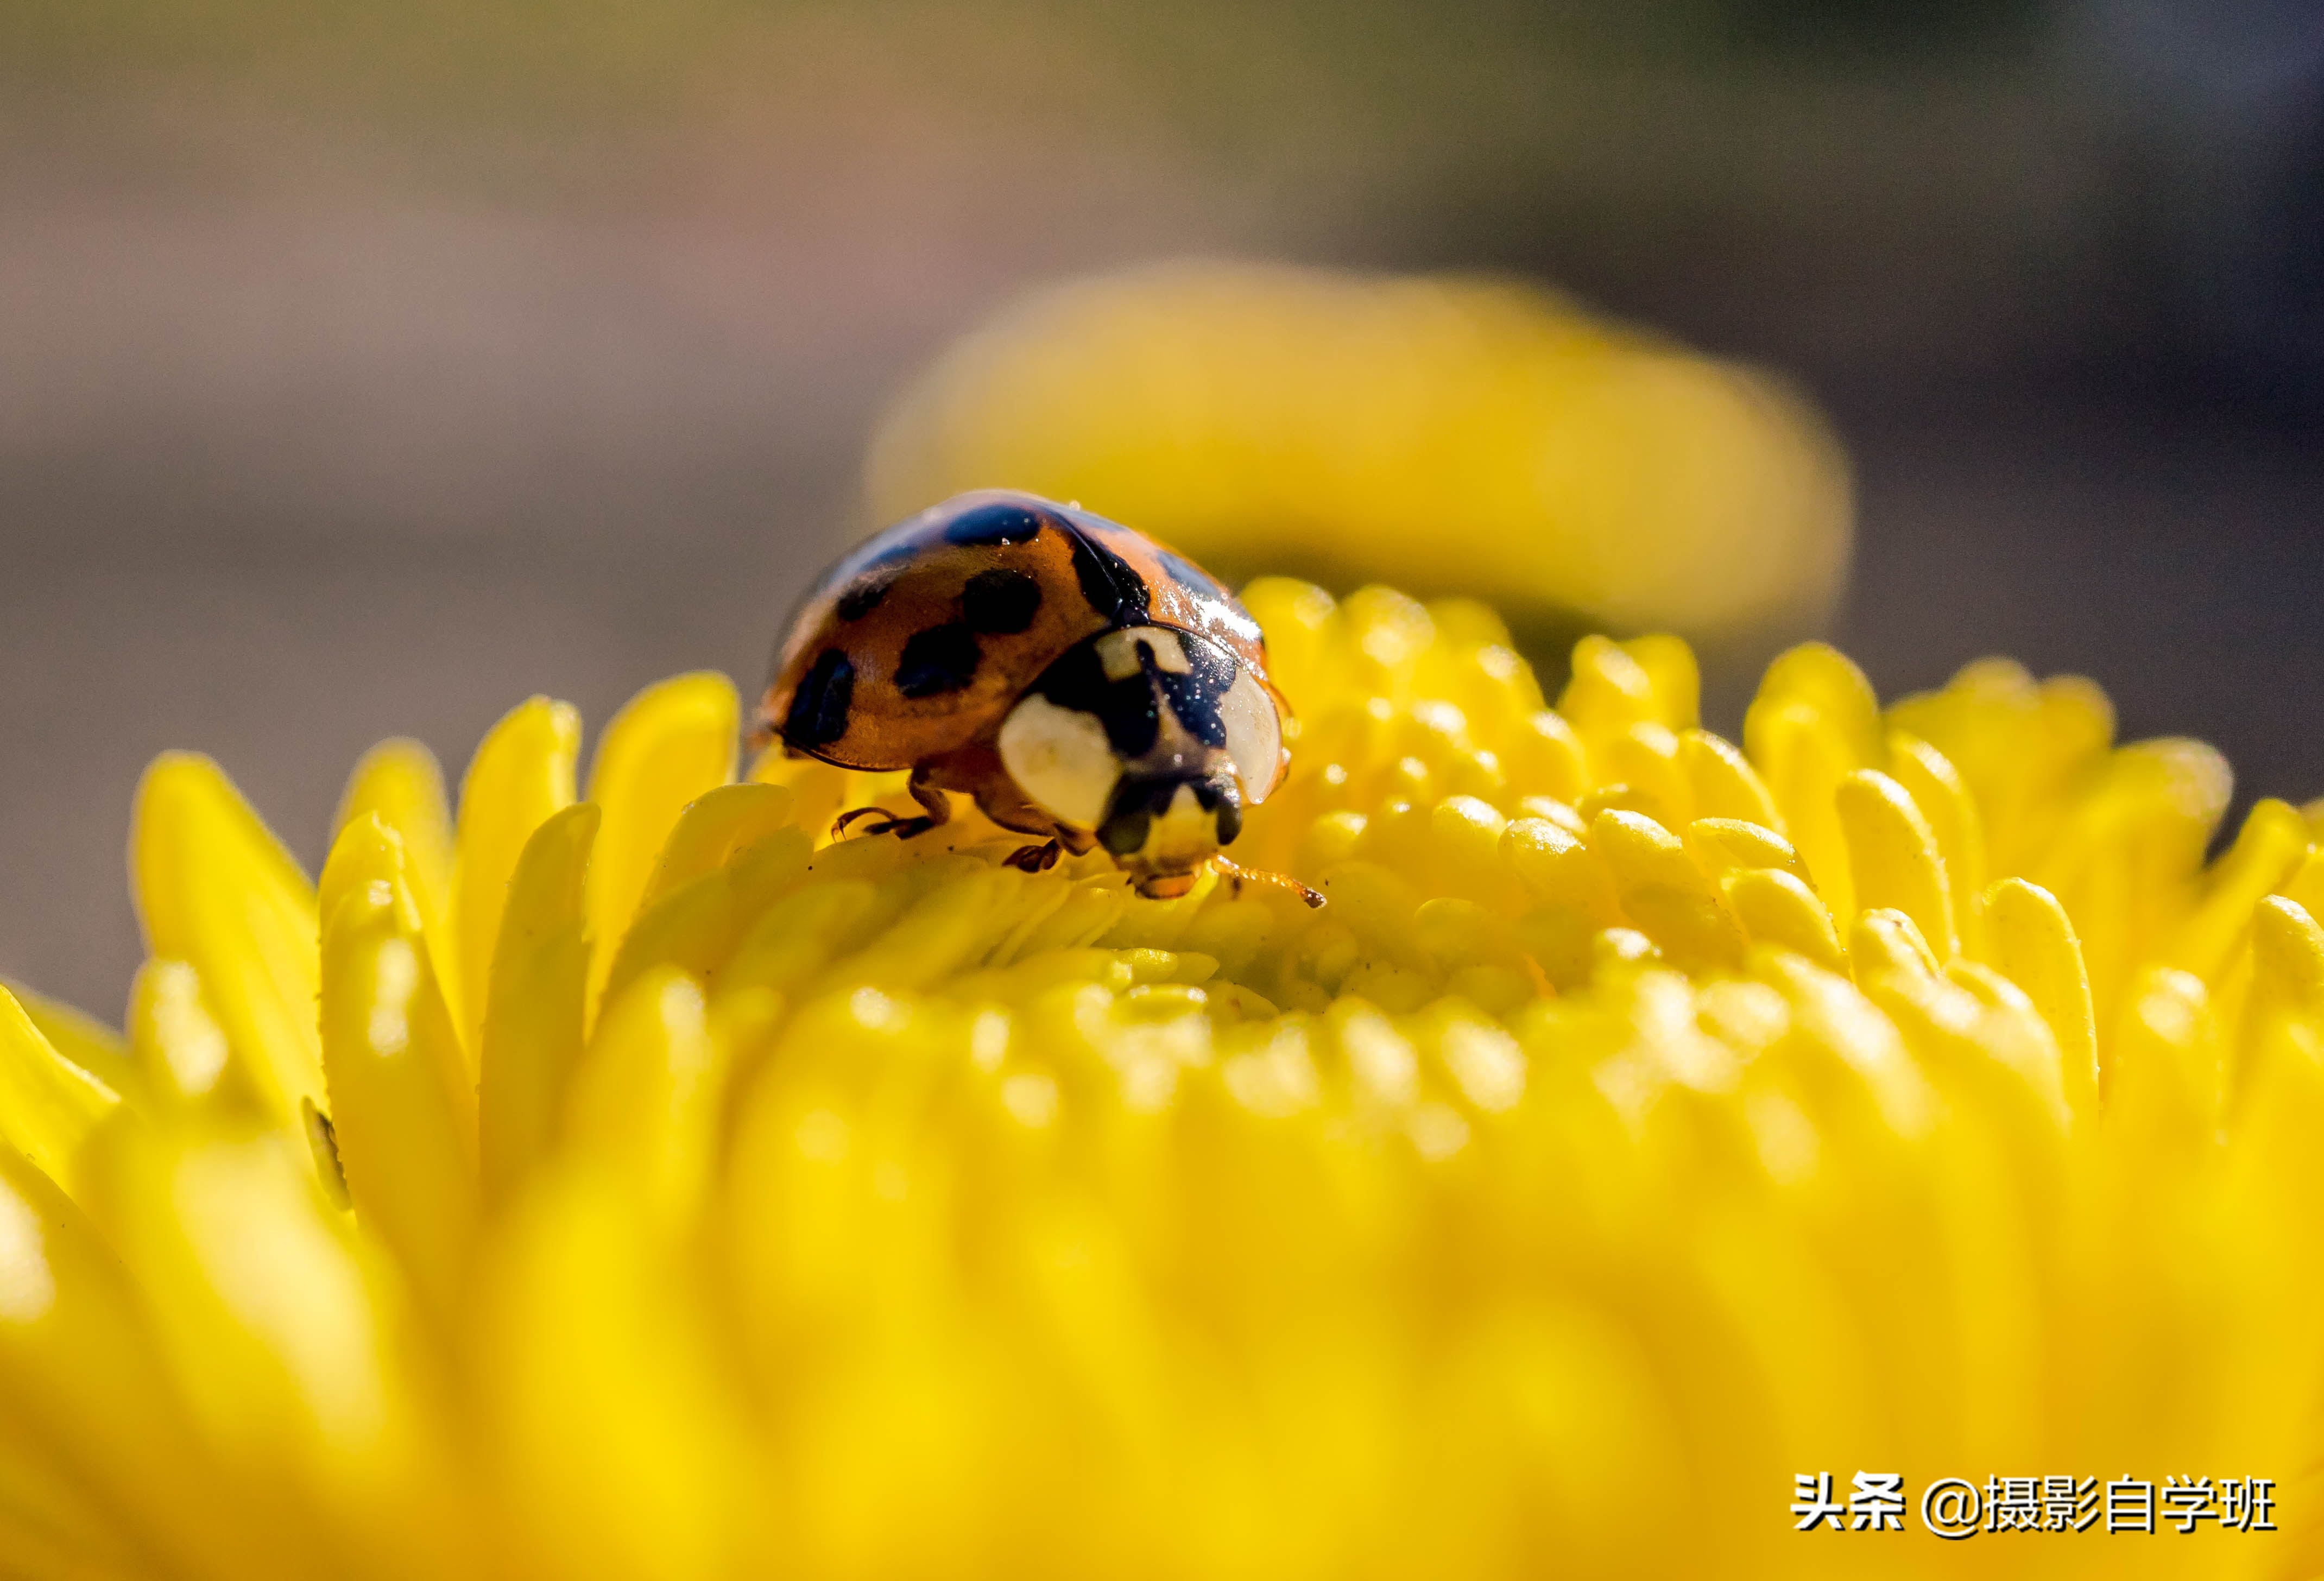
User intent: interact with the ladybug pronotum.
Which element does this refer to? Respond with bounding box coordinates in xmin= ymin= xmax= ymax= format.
xmin=753 ymin=489 xmax=1320 ymax=905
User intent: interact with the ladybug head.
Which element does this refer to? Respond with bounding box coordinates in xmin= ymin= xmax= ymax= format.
xmin=997 ymin=624 xmax=1280 ymax=895
xmin=1097 ymin=769 xmax=1244 ymax=900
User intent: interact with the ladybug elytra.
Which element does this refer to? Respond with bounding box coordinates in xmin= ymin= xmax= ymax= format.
xmin=753 ymin=489 xmax=1319 ymax=905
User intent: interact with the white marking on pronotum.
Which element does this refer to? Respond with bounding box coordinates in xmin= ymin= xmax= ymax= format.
xmin=997 ymin=693 xmax=1120 ymax=827
xmin=1218 ymin=668 xmax=1283 ymax=804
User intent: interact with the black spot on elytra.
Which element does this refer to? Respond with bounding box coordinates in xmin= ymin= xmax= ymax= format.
xmin=943 ymin=502 xmax=1046 ymax=547
xmin=835 ymin=573 xmax=894 ymax=622
xmin=894 ymin=623 xmax=981 ymax=698
xmin=1033 ymin=637 xmax=1159 ymax=758
xmin=1064 ymin=526 xmax=1151 ymax=625
xmin=784 ymin=649 xmax=855 ymax=748
xmin=962 ymin=567 xmax=1043 ymax=634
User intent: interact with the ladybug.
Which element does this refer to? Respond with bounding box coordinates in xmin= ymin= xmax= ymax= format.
xmin=753 ymin=489 xmax=1318 ymax=904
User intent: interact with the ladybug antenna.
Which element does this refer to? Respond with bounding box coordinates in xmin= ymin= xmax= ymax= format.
xmin=1210 ymin=855 xmax=1325 ymax=909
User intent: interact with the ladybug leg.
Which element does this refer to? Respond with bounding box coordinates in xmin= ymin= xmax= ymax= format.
xmin=833 ymin=770 xmax=956 ymax=842
xmin=831 ymin=805 xmax=891 ymax=838
xmin=884 ymin=770 xmax=955 ymax=840
xmin=1002 ymin=838 xmax=1063 ymax=874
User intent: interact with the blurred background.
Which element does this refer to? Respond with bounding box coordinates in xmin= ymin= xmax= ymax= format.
xmin=3 ymin=0 xmax=2320 ymax=1017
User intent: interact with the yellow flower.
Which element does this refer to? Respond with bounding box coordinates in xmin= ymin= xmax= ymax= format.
xmin=867 ymin=263 xmax=1853 ymax=657
xmin=3 ymin=585 xmax=2323 ymax=1580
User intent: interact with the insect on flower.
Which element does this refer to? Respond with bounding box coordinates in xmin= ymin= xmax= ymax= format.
xmin=754 ymin=489 xmax=1322 ymax=904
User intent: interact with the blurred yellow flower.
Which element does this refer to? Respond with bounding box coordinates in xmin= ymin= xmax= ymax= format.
xmin=868 ymin=263 xmax=1852 ymax=656
xmin=4 ymin=586 xmax=2323 ymax=1579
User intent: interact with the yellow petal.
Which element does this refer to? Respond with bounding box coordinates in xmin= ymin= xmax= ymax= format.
xmin=1850 ymin=907 xmax=1940 ymax=985
xmin=1557 ymin=635 xmax=1660 ymax=748
xmin=2239 ymin=896 xmax=2324 ymax=1112
xmin=722 ymin=879 xmax=893 ymax=1002
xmin=1496 ymin=813 xmax=1608 ymax=916
xmin=1683 ymin=818 xmax=1809 ymax=886
xmin=1741 ymin=700 xmax=1862 ymax=924
xmin=318 ymin=816 xmax=479 ymax=1327
xmin=1236 ymin=578 xmax=1337 ymax=708
xmin=563 ymin=968 xmax=724 ymax=1224
xmin=1943 ymin=958 xmax=2075 ymax=1129
xmin=1887 ymin=660 xmax=2115 ymax=876
xmin=131 ymin=752 xmax=324 ymax=1129
xmin=1506 ymin=710 xmax=1589 ymax=804
xmin=604 ymin=882 xmax=766 ymax=1037
xmin=1722 ymin=868 xmax=1846 ymax=975
xmin=2281 ymin=833 xmax=2324 ymax=923
xmin=583 ymin=674 xmax=740 ymax=1013
xmin=1425 ymin=795 xmax=1514 ymax=906
xmin=0 ymin=1426 xmax=148 ymax=1581
xmin=128 ymin=959 xmax=236 ymax=1110
xmin=1590 ymin=723 xmax=1691 ymax=832
xmin=452 ymin=697 xmax=582 ymax=1060
xmin=336 ymin=738 xmax=459 ymax=1030
xmin=2033 ymin=736 xmax=2230 ymax=1033
xmin=1884 ymin=733 xmax=1986 ymax=960
xmin=0 ymin=1143 xmax=277 ymax=1579
xmin=1676 ymin=729 xmax=1783 ymax=832
xmin=1745 ymin=646 xmax=1882 ymax=901
xmin=1614 ymin=634 xmax=1699 ymax=731
xmin=2108 ymin=965 xmax=2221 ymax=1151
xmin=1586 ymin=809 xmax=1698 ymax=898
xmin=91 ymin=1124 xmax=453 ymax=1573
xmin=0 ymin=982 xmax=135 ymax=1111
xmin=1748 ymin=641 xmax=1881 ymax=762
xmin=54 ymin=580 xmax=2324 ymax=1576
xmin=1502 ymin=818 xmax=1619 ymax=989
xmin=0 ymin=985 xmax=118 ymax=1202
xmin=832 ymin=871 xmax=1032 ymax=994
xmin=481 ymin=1166 xmax=754 ymax=1581
xmin=2167 ymin=797 xmax=2310 ymax=985
xmin=1982 ymin=878 xmax=2099 ymax=1121
xmin=1590 ymin=809 xmax=1744 ymax=970
xmin=595 ymin=795 xmax=816 ymax=1012
xmin=1835 ymin=768 xmax=1958 ymax=963
xmin=1753 ymin=949 xmax=1934 ymax=1140
xmin=2249 ymin=895 xmax=2324 ymax=1014
xmin=480 ymin=804 xmax=600 ymax=1209
xmin=639 ymin=782 xmax=797 ymax=909
xmin=868 ymin=265 xmax=1849 ymax=646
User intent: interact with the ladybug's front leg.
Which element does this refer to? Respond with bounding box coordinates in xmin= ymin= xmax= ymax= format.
xmin=1002 ymin=839 xmax=1062 ymax=874
xmin=1000 ymin=824 xmax=1094 ymax=874
xmin=832 ymin=767 xmax=953 ymax=842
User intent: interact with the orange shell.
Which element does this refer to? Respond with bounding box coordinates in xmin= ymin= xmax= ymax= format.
xmin=758 ymin=490 xmax=1280 ymax=775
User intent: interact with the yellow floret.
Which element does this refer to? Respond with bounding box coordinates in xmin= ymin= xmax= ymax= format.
xmin=0 ymin=584 xmax=2320 ymax=1578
